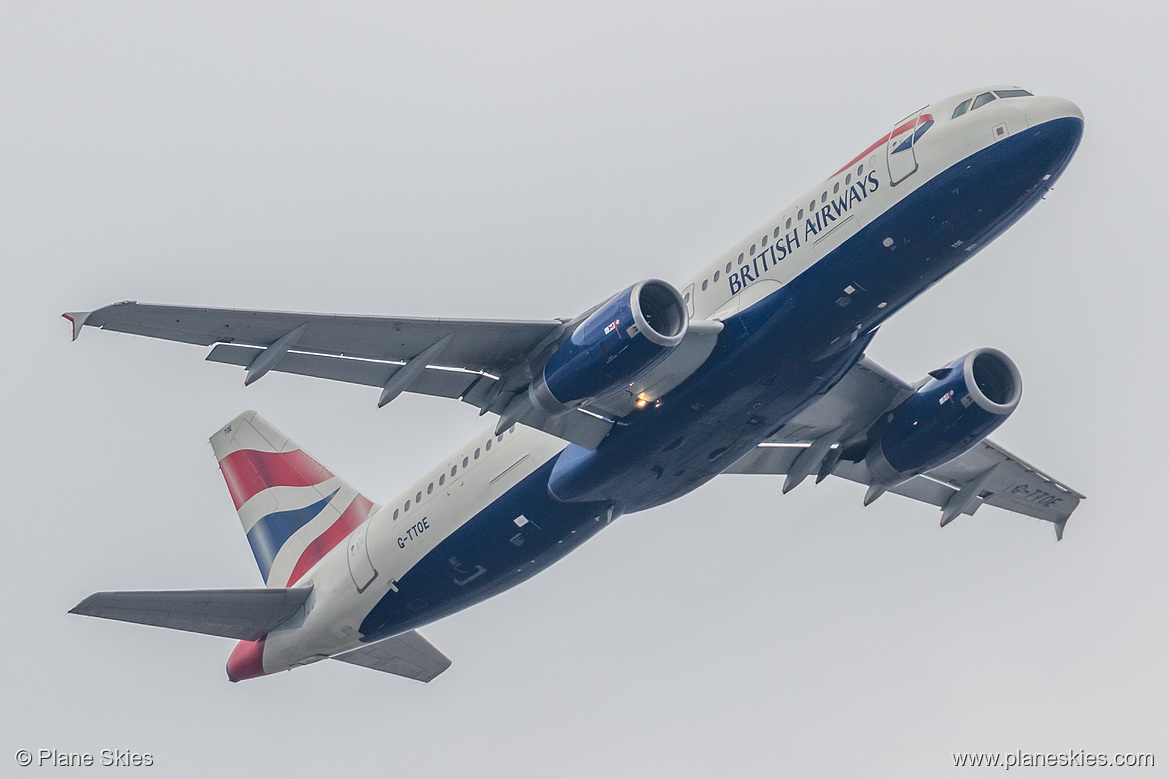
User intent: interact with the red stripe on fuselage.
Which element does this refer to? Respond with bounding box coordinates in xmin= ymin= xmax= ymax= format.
xmin=219 ymin=448 xmax=335 ymax=510
xmin=284 ymin=494 xmax=375 ymax=586
xmin=832 ymin=114 xmax=930 ymax=178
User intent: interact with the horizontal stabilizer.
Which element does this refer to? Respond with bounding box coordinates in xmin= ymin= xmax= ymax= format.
xmin=70 ymin=586 xmax=312 ymax=641
xmin=332 ymin=630 xmax=452 ymax=682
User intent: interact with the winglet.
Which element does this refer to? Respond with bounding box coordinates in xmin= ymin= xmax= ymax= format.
xmin=62 ymin=311 xmax=92 ymax=341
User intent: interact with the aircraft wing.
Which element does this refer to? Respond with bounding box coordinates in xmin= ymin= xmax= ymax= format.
xmin=66 ymin=301 xmax=562 ymax=375
xmin=65 ymin=301 xmax=618 ymax=447
xmin=332 ymin=630 xmax=452 ymax=682
xmin=723 ymin=357 xmax=1084 ymax=539
xmin=66 ymin=300 xmax=726 ymax=450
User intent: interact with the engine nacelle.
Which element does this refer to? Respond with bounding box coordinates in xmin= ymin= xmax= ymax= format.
xmin=866 ymin=348 xmax=1022 ymax=485
xmin=531 ymin=279 xmax=688 ymax=412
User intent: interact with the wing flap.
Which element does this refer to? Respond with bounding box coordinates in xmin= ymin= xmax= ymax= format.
xmin=206 ymin=343 xmax=482 ymax=398
xmin=69 ymin=586 xmax=313 ymax=641
xmin=333 ymin=630 xmax=452 ymax=682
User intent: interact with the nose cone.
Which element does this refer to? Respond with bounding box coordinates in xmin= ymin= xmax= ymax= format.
xmin=1026 ymin=96 xmax=1084 ymax=129
xmin=226 ymin=636 xmax=268 ymax=683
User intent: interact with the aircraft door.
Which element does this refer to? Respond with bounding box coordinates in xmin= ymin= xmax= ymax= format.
xmin=347 ymin=520 xmax=378 ymax=593
xmin=886 ymin=109 xmax=925 ymax=186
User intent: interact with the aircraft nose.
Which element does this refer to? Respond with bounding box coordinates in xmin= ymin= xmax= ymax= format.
xmin=1026 ymin=96 xmax=1084 ymax=129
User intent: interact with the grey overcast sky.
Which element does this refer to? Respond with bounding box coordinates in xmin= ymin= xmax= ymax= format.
xmin=3 ymin=2 xmax=1165 ymax=777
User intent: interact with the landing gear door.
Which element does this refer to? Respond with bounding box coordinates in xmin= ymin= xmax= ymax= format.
xmin=886 ymin=109 xmax=924 ymax=186
xmin=347 ymin=520 xmax=378 ymax=593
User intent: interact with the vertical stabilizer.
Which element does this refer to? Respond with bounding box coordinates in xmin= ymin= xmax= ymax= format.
xmin=210 ymin=411 xmax=378 ymax=587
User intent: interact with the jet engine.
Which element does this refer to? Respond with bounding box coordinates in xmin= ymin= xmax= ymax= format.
xmin=530 ymin=279 xmax=688 ymax=412
xmin=865 ymin=348 xmax=1022 ymax=485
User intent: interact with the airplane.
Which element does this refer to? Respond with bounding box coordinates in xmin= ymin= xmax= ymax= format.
xmin=66 ymin=86 xmax=1085 ymax=683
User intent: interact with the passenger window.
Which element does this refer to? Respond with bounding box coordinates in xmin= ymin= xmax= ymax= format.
xmin=485 ymin=439 xmax=492 ymax=451
xmin=737 ymin=252 xmax=744 ymax=264
xmin=701 ymin=279 xmax=708 ymax=291
xmin=994 ymin=89 xmax=1031 ymax=98
xmin=773 ymin=227 xmax=780 ymax=238
xmin=761 ymin=235 xmax=768 ymax=247
xmin=714 ymin=270 xmax=720 ymax=282
xmin=462 ymin=457 xmax=469 ymax=468
xmin=404 ymin=500 xmax=411 ymax=512
xmin=683 ymin=291 xmax=691 ymax=303
xmin=797 ymin=209 xmax=804 ymax=220
xmin=749 ymin=245 xmax=755 ymax=256
xmin=725 ymin=262 xmax=732 ymax=273
xmin=416 ymin=491 xmax=422 ymax=503
xmin=972 ymin=92 xmax=996 ymax=110
xmin=808 ymin=200 xmax=815 ymax=211
xmin=820 ymin=192 xmax=827 ymax=203
xmin=845 ymin=174 xmax=852 ymax=185
xmin=952 ymin=98 xmax=972 ymax=118
xmin=785 ymin=217 xmax=792 ymax=229
xmin=833 ymin=182 xmax=839 ymax=194
xmin=857 ymin=165 xmax=863 ymax=176
xmin=393 ymin=509 xmax=399 ymax=520
xmin=427 ymin=483 xmax=433 ymax=495
xmin=439 ymin=474 xmax=445 ymax=486
xmin=474 ymin=448 xmax=480 ymax=459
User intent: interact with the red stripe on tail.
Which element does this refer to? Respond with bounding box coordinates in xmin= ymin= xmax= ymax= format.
xmin=219 ymin=449 xmax=335 ymax=510
xmin=284 ymin=494 xmax=375 ymax=586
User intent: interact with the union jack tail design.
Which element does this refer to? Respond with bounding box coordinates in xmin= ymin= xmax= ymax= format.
xmin=209 ymin=411 xmax=378 ymax=587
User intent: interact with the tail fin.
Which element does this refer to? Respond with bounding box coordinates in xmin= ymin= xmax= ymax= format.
xmin=210 ymin=411 xmax=377 ymax=587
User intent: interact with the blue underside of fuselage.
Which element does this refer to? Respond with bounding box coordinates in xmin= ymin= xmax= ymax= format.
xmin=360 ymin=116 xmax=1083 ymax=641
xmin=359 ymin=456 xmax=611 ymax=640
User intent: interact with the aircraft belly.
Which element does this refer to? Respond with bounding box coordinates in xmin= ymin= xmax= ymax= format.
xmin=357 ymin=456 xmax=612 ymax=641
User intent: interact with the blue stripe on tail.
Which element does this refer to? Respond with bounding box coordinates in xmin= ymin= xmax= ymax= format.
xmin=246 ymin=489 xmax=339 ymax=582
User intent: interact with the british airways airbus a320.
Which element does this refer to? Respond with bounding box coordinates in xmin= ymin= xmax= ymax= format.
xmin=67 ymin=86 xmax=1085 ymax=683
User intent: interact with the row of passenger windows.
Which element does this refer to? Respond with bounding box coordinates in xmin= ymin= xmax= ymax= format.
xmin=391 ymin=425 xmax=516 ymax=521
xmin=952 ymin=88 xmax=1032 ymax=119
xmin=688 ymin=163 xmax=871 ymax=296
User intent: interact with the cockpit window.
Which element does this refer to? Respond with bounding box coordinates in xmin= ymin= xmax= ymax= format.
xmin=971 ymin=92 xmax=997 ymax=110
xmin=952 ymin=98 xmax=972 ymax=119
xmin=994 ymin=89 xmax=1032 ymax=99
